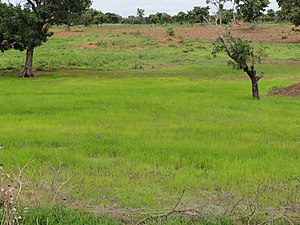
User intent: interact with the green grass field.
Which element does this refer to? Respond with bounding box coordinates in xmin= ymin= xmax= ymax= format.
xmin=0 ymin=25 xmax=299 ymax=224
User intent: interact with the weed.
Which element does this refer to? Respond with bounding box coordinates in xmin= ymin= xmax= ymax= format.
xmin=131 ymin=63 xmax=144 ymax=69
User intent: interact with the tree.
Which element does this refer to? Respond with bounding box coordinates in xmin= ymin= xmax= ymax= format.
xmin=93 ymin=12 xmax=108 ymax=25
xmin=81 ymin=9 xmax=99 ymax=26
xmin=234 ymin=0 xmax=270 ymax=25
xmin=105 ymin=12 xmax=122 ymax=24
xmin=220 ymin=8 xmax=234 ymax=24
xmin=186 ymin=7 xmax=210 ymax=26
xmin=277 ymin=0 xmax=300 ymax=26
xmin=212 ymin=31 xmax=266 ymax=99
xmin=137 ymin=8 xmax=145 ymax=23
xmin=206 ymin=0 xmax=230 ymax=26
xmin=0 ymin=0 xmax=91 ymax=78
xmin=149 ymin=14 xmax=160 ymax=25
xmin=174 ymin=11 xmax=186 ymax=25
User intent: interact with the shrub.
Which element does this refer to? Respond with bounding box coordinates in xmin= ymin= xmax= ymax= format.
xmin=166 ymin=27 xmax=175 ymax=36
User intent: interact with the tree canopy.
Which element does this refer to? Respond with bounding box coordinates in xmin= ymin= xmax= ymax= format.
xmin=234 ymin=0 xmax=270 ymax=23
xmin=277 ymin=0 xmax=300 ymax=26
xmin=0 ymin=0 xmax=92 ymax=77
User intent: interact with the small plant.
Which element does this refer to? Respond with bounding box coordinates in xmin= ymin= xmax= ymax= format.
xmin=95 ymin=41 xmax=107 ymax=47
xmin=131 ymin=63 xmax=143 ymax=70
xmin=168 ymin=44 xmax=177 ymax=48
xmin=166 ymin=27 xmax=175 ymax=36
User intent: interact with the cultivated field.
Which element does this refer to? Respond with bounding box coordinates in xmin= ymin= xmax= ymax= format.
xmin=0 ymin=24 xmax=300 ymax=224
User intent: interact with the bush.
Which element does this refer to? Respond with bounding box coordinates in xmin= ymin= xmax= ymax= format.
xmin=166 ymin=27 xmax=175 ymax=36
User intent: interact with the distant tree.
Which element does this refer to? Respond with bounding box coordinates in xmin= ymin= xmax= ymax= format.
xmin=123 ymin=15 xmax=137 ymax=24
xmin=149 ymin=14 xmax=160 ymax=25
xmin=258 ymin=9 xmax=278 ymax=23
xmin=186 ymin=6 xmax=210 ymax=26
xmin=212 ymin=31 xmax=266 ymax=99
xmin=93 ymin=12 xmax=108 ymax=25
xmin=105 ymin=12 xmax=122 ymax=24
xmin=277 ymin=0 xmax=300 ymax=26
xmin=137 ymin=8 xmax=145 ymax=23
xmin=222 ymin=9 xmax=234 ymax=24
xmin=234 ymin=0 xmax=270 ymax=25
xmin=266 ymin=9 xmax=276 ymax=21
xmin=81 ymin=9 xmax=99 ymax=26
xmin=174 ymin=11 xmax=187 ymax=24
xmin=0 ymin=0 xmax=91 ymax=77
xmin=161 ymin=13 xmax=172 ymax=25
xmin=206 ymin=0 xmax=231 ymax=26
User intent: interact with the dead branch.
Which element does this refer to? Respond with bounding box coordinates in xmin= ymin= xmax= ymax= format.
xmin=135 ymin=190 xmax=186 ymax=225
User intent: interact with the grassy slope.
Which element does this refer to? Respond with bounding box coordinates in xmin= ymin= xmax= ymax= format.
xmin=0 ymin=25 xmax=299 ymax=221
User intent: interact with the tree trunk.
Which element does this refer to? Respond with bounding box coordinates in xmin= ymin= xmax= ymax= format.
xmin=21 ymin=47 xmax=34 ymax=78
xmin=251 ymin=77 xmax=260 ymax=100
xmin=219 ymin=9 xmax=222 ymax=26
xmin=246 ymin=67 xmax=262 ymax=100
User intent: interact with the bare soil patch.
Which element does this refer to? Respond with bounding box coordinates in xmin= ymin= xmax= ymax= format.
xmin=79 ymin=42 xmax=99 ymax=49
xmin=53 ymin=26 xmax=300 ymax=44
xmin=155 ymin=36 xmax=184 ymax=46
xmin=269 ymin=83 xmax=300 ymax=96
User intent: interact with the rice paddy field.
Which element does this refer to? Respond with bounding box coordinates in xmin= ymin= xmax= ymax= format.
xmin=0 ymin=24 xmax=300 ymax=224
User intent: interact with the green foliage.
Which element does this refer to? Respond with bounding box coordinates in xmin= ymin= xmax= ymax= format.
xmin=186 ymin=6 xmax=210 ymax=25
xmin=0 ymin=0 xmax=91 ymax=49
xmin=0 ymin=3 xmax=44 ymax=52
xmin=235 ymin=0 xmax=270 ymax=22
xmin=221 ymin=9 xmax=234 ymax=24
xmin=212 ymin=33 xmax=266 ymax=70
xmin=277 ymin=0 xmax=300 ymax=26
xmin=166 ymin=27 xmax=175 ymax=36
xmin=174 ymin=11 xmax=186 ymax=24
xmin=0 ymin=0 xmax=91 ymax=77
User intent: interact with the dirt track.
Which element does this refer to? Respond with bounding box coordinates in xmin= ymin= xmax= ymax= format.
xmin=54 ymin=25 xmax=300 ymax=44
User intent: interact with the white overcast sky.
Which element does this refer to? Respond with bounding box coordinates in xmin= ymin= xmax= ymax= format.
xmin=4 ymin=0 xmax=279 ymax=17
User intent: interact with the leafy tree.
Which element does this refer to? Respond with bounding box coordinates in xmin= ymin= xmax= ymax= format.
xmin=212 ymin=31 xmax=266 ymax=99
xmin=105 ymin=12 xmax=122 ymax=24
xmin=149 ymin=14 xmax=160 ymax=25
xmin=81 ymin=9 xmax=99 ymax=26
xmin=0 ymin=0 xmax=91 ymax=77
xmin=186 ymin=7 xmax=210 ymax=26
xmin=277 ymin=0 xmax=300 ymax=26
xmin=93 ymin=12 xmax=108 ymax=25
xmin=234 ymin=0 xmax=270 ymax=24
xmin=161 ymin=13 xmax=172 ymax=25
xmin=174 ymin=11 xmax=186 ymax=25
xmin=206 ymin=0 xmax=231 ymax=26
xmin=221 ymin=9 xmax=234 ymax=24
xmin=137 ymin=8 xmax=145 ymax=23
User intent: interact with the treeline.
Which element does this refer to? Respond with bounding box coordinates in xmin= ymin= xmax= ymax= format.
xmin=74 ymin=0 xmax=299 ymax=27
xmin=75 ymin=7 xmax=281 ymax=26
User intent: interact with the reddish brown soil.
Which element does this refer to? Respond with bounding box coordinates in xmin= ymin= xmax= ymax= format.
xmin=54 ymin=25 xmax=300 ymax=44
xmin=155 ymin=36 xmax=184 ymax=46
xmin=79 ymin=42 xmax=98 ymax=49
xmin=269 ymin=83 xmax=300 ymax=97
